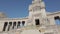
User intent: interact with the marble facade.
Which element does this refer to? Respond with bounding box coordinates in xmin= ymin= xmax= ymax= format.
xmin=0 ymin=0 xmax=60 ymax=34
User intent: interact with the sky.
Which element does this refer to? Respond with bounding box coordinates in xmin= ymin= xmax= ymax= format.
xmin=0 ymin=0 xmax=60 ymax=18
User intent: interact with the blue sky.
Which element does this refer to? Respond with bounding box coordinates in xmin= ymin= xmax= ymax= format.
xmin=0 ymin=0 xmax=60 ymax=18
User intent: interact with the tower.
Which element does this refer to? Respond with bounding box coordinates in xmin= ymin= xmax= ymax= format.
xmin=28 ymin=0 xmax=47 ymax=26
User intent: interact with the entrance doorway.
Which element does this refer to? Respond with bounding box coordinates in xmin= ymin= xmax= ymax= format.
xmin=35 ymin=19 xmax=40 ymax=25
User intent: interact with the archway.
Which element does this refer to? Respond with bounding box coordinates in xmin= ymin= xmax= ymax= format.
xmin=54 ymin=16 xmax=60 ymax=25
xmin=3 ymin=22 xmax=8 ymax=31
xmin=12 ymin=22 xmax=16 ymax=29
xmin=8 ymin=22 xmax=12 ymax=31
xmin=17 ymin=21 xmax=21 ymax=28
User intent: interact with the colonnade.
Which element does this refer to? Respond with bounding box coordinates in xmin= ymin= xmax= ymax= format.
xmin=3 ymin=21 xmax=25 ymax=31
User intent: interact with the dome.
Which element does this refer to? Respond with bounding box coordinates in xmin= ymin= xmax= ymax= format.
xmin=0 ymin=12 xmax=7 ymax=18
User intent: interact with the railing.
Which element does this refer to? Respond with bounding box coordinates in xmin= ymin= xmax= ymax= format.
xmin=17 ymin=25 xmax=41 ymax=30
xmin=0 ymin=25 xmax=60 ymax=34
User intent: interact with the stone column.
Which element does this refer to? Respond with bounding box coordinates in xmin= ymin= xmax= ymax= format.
xmin=5 ymin=22 xmax=9 ymax=31
xmin=20 ymin=21 xmax=23 ymax=28
xmin=12 ymin=22 xmax=14 ymax=29
xmin=10 ymin=22 xmax=13 ymax=31
xmin=50 ymin=17 xmax=56 ymax=25
xmin=16 ymin=21 xmax=18 ymax=29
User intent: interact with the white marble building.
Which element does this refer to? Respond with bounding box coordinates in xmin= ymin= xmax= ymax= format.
xmin=0 ymin=0 xmax=60 ymax=34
